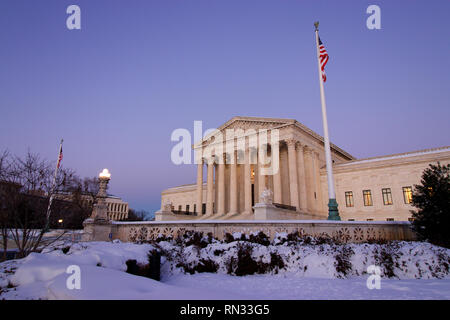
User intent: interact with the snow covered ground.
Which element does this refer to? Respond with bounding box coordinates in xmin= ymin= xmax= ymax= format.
xmin=165 ymin=273 xmax=450 ymax=300
xmin=1 ymin=240 xmax=449 ymax=300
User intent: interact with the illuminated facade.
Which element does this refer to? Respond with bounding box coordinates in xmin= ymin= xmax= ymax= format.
xmin=159 ymin=117 xmax=450 ymax=221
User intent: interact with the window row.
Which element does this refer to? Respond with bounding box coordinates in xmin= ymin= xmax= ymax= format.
xmin=344 ymin=187 xmax=413 ymax=207
xmin=348 ymin=218 xmax=415 ymax=222
xmin=175 ymin=203 xmax=208 ymax=214
xmin=108 ymin=203 xmax=128 ymax=212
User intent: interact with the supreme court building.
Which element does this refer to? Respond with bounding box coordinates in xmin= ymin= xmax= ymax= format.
xmin=158 ymin=116 xmax=450 ymax=222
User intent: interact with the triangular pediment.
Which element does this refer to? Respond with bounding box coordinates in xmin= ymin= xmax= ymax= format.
xmin=220 ymin=116 xmax=294 ymax=131
xmin=194 ymin=117 xmax=294 ymax=149
xmin=193 ymin=116 xmax=355 ymax=160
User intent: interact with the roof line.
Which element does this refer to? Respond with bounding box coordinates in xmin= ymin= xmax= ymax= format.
xmin=335 ymin=145 xmax=450 ymax=166
xmin=193 ymin=116 xmax=355 ymax=160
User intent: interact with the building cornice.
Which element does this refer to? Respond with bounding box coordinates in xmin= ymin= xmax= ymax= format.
xmin=162 ymin=183 xmax=206 ymax=195
xmin=320 ymin=146 xmax=450 ymax=174
xmin=192 ymin=116 xmax=355 ymax=160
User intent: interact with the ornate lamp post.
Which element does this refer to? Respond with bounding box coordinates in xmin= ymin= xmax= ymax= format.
xmin=98 ymin=169 xmax=111 ymax=196
xmin=82 ymin=168 xmax=114 ymax=241
xmin=93 ymin=168 xmax=111 ymax=223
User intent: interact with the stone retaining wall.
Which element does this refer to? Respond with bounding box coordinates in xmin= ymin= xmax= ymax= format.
xmin=83 ymin=220 xmax=417 ymax=243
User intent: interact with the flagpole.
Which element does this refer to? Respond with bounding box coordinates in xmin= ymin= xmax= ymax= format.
xmin=45 ymin=139 xmax=63 ymax=227
xmin=314 ymin=22 xmax=340 ymax=220
xmin=33 ymin=139 xmax=64 ymax=250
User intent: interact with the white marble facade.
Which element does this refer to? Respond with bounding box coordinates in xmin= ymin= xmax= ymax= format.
xmin=160 ymin=116 xmax=450 ymax=221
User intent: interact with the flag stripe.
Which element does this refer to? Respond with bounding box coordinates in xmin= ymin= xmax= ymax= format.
xmin=57 ymin=145 xmax=63 ymax=168
xmin=318 ymin=36 xmax=329 ymax=82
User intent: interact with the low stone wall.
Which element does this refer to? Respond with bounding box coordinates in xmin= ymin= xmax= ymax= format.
xmin=84 ymin=219 xmax=417 ymax=243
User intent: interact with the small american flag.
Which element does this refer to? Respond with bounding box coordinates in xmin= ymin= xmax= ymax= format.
xmin=318 ymin=37 xmax=329 ymax=82
xmin=57 ymin=144 xmax=63 ymax=169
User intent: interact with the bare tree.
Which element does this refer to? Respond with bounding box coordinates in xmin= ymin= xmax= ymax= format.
xmin=0 ymin=150 xmax=13 ymax=261
xmin=63 ymin=176 xmax=102 ymax=226
xmin=127 ymin=209 xmax=148 ymax=221
xmin=0 ymin=151 xmax=76 ymax=258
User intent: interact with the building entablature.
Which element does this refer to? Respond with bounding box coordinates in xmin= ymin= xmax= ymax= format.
xmin=325 ymin=146 xmax=450 ymax=174
xmin=192 ymin=116 xmax=353 ymax=164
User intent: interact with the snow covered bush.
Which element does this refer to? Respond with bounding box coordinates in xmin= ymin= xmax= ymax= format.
xmin=152 ymin=231 xmax=450 ymax=279
xmin=124 ymin=247 xmax=161 ymax=281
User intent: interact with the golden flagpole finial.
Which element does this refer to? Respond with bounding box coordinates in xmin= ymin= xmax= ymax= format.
xmin=314 ymin=21 xmax=319 ymax=31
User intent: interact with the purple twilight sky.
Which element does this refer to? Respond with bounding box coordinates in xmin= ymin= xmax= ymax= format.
xmin=0 ymin=0 xmax=449 ymax=215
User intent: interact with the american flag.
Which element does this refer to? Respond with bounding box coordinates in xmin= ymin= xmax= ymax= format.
xmin=56 ymin=144 xmax=63 ymax=169
xmin=318 ymin=37 xmax=329 ymax=82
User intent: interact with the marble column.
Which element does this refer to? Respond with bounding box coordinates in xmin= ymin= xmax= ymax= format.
xmin=286 ymin=139 xmax=299 ymax=210
xmin=243 ymin=145 xmax=252 ymax=214
xmin=196 ymin=160 xmax=203 ymax=214
xmin=273 ymin=143 xmax=282 ymax=204
xmin=206 ymin=158 xmax=214 ymax=215
xmin=228 ymin=151 xmax=238 ymax=215
xmin=303 ymin=146 xmax=315 ymax=213
xmin=296 ymin=144 xmax=308 ymax=212
xmin=217 ymin=154 xmax=226 ymax=215
xmin=257 ymin=159 xmax=266 ymax=203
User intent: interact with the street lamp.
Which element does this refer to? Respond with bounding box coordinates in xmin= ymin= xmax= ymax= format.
xmin=93 ymin=168 xmax=111 ymax=222
xmin=98 ymin=168 xmax=111 ymax=199
xmin=99 ymin=168 xmax=111 ymax=179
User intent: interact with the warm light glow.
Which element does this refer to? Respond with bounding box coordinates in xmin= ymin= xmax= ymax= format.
xmin=99 ymin=168 xmax=111 ymax=179
xmin=58 ymin=219 xmax=63 ymax=223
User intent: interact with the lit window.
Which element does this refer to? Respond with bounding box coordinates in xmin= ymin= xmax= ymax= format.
xmin=382 ymin=188 xmax=393 ymax=205
xmin=345 ymin=191 xmax=354 ymax=207
xmin=363 ymin=190 xmax=373 ymax=206
xmin=403 ymin=186 xmax=413 ymax=204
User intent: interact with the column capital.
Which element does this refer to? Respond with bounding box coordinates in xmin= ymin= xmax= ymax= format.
xmin=285 ymin=138 xmax=298 ymax=148
xmin=224 ymin=151 xmax=237 ymax=164
xmin=216 ymin=153 xmax=226 ymax=164
xmin=295 ymin=142 xmax=306 ymax=151
xmin=303 ymin=145 xmax=314 ymax=154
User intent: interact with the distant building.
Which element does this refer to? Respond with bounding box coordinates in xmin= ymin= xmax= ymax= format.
xmin=54 ymin=192 xmax=129 ymax=221
xmin=104 ymin=195 xmax=129 ymax=221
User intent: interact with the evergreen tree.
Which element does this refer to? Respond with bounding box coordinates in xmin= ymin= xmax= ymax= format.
xmin=411 ymin=162 xmax=450 ymax=248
